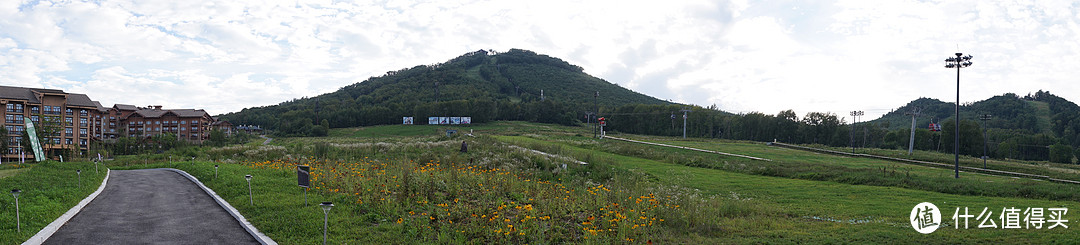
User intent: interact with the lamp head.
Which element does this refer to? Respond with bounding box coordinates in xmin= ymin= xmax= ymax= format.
xmin=245 ymin=175 xmax=252 ymax=181
xmin=11 ymin=189 xmax=20 ymax=197
xmin=320 ymin=202 xmax=334 ymax=211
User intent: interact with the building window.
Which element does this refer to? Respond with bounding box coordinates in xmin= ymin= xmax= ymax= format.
xmin=31 ymin=115 xmax=39 ymax=123
xmin=65 ymin=128 xmax=73 ymax=136
xmin=6 ymin=104 xmax=23 ymax=113
xmin=66 ymin=108 xmax=73 ymax=115
xmin=80 ymin=139 xmax=87 ymax=146
xmin=65 ymin=138 xmax=72 ymax=145
xmin=4 ymin=115 xmax=13 ymax=124
xmin=180 ymin=127 xmax=185 ymax=131
xmin=79 ymin=110 xmax=87 ymax=116
xmin=79 ymin=118 xmax=88 ymax=127
xmin=191 ymin=120 xmax=198 ymax=124
xmin=110 ymin=116 xmax=115 ymax=120
xmin=79 ymin=128 xmax=87 ymax=137
xmin=155 ymin=121 xmax=160 ymax=125
xmin=30 ymin=106 xmax=39 ymax=114
xmin=180 ymin=120 xmax=186 ymax=125
xmin=65 ymin=117 xmax=73 ymax=126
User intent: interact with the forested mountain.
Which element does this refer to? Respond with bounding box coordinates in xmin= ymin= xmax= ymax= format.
xmin=220 ymin=49 xmax=1080 ymax=164
xmin=219 ymin=49 xmax=671 ymax=136
xmin=858 ymin=91 xmax=1080 ymax=162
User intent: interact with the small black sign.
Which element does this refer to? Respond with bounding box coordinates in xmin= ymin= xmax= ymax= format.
xmin=297 ymin=165 xmax=310 ymax=188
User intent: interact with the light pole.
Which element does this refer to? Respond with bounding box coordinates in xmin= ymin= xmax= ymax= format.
xmin=979 ymin=114 xmax=992 ymax=168
xmin=214 ymin=165 xmax=219 ymax=179
xmin=77 ymin=170 xmax=82 ymax=189
xmin=245 ymin=175 xmax=253 ymax=205
xmin=945 ymin=53 xmax=973 ymax=178
xmin=849 ymin=111 xmax=863 ymax=154
xmin=12 ymin=189 xmax=21 ymax=233
xmin=320 ymin=202 xmax=334 ymax=245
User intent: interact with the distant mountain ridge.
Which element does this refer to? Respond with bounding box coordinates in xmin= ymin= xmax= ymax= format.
xmin=219 ymin=49 xmax=672 ymax=136
xmin=870 ymin=91 xmax=1076 ymax=135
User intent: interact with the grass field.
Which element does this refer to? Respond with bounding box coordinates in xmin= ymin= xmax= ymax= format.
xmin=0 ymin=161 xmax=106 ymax=244
xmin=6 ymin=121 xmax=1077 ymax=243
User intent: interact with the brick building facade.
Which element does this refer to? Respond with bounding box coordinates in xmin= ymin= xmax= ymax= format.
xmin=1 ymin=85 xmax=226 ymax=161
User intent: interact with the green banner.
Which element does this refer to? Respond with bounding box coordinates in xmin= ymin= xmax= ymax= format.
xmin=24 ymin=118 xmax=45 ymax=161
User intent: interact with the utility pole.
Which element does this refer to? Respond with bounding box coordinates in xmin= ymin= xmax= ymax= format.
xmin=945 ymin=52 xmax=973 ymax=178
xmin=979 ymin=114 xmax=992 ymax=168
xmin=906 ymin=107 xmax=921 ymax=155
xmin=594 ymin=91 xmax=599 ymax=138
xmin=680 ymin=108 xmax=692 ymax=139
xmin=849 ymin=111 xmax=863 ymax=154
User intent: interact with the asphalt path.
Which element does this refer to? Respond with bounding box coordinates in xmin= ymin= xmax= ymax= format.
xmin=43 ymin=169 xmax=259 ymax=244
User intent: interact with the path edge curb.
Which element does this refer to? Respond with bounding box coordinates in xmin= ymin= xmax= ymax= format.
xmin=163 ymin=168 xmax=277 ymax=245
xmin=23 ymin=169 xmax=111 ymax=245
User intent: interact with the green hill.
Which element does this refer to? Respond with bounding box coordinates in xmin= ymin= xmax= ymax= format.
xmin=867 ymin=91 xmax=1080 ymax=162
xmin=870 ymin=91 xmax=1075 ymax=134
xmin=219 ymin=49 xmax=672 ymax=136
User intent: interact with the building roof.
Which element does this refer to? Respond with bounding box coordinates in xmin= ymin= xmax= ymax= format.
xmin=169 ymin=109 xmax=211 ymax=118
xmin=92 ymin=101 xmax=109 ymax=112
xmin=0 ymin=85 xmax=42 ymax=103
xmin=66 ymin=93 xmax=97 ymax=107
xmin=124 ymin=108 xmax=211 ymax=120
xmin=114 ymin=104 xmax=139 ymax=111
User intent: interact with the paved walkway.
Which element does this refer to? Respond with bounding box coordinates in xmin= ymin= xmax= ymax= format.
xmin=43 ymin=169 xmax=259 ymax=244
xmin=260 ymin=135 xmax=272 ymax=145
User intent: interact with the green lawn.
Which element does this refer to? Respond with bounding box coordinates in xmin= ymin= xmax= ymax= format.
xmin=497 ymin=135 xmax=1076 ymax=243
xmin=0 ymin=161 xmax=106 ymax=244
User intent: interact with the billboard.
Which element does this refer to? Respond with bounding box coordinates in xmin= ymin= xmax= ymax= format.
xmin=403 ymin=117 xmax=414 ymax=125
xmin=439 ymin=117 xmax=449 ymax=124
xmin=24 ymin=118 xmax=44 ymax=161
xmin=429 ymin=117 xmax=439 ymax=125
xmin=462 ymin=117 xmax=471 ymax=124
xmin=450 ymin=117 xmax=461 ymax=125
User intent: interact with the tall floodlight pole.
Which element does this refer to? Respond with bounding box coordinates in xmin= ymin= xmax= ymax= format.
xmin=979 ymin=114 xmax=992 ymax=168
xmin=906 ymin=108 xmax=921 ymax=155
xmin=945 ymin=53 xmax=973 ymax=178
xmin=849 ymin=111 xmax=863 ymax=153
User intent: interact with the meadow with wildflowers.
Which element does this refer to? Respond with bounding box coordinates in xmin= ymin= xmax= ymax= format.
xmin=88 ymin=122 xmax=1077 ymax=243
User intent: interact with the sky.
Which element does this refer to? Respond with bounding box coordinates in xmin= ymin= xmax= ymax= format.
xmin=2 ymin=0 xmax=1079 ymax=122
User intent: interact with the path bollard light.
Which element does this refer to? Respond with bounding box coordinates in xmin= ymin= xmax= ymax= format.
xmin=12 ymin=189 xmax=21 ymax=233
xmin=320 ymin=202 xmax=334 ymax=245
xmin=94 ymin=160 xmax=99 ymax=174
xmin=214 ymin=165 xmax=219 ymax=179
xmin=77 ymin=170 xmax=82 ymax=188
xmin=245 ymin=175 xmax=253 ymax=205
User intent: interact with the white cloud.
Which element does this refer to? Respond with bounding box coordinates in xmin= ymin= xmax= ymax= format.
xmin=0 ymin=0 xmax=1078 ymax=121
